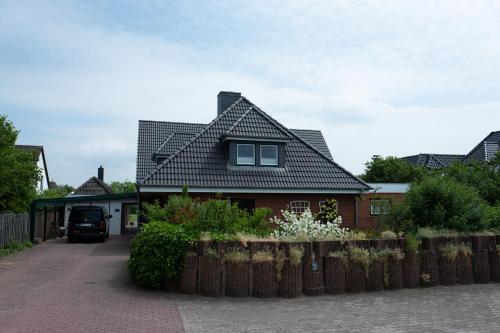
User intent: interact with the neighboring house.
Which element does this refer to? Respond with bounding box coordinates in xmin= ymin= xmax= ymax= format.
xmin=462 ymin=131 xmax=500 ymax=164
xmin=357 ymin=183 xmax=409 ymax=230
xmin=16 ymin=144 xmax=50 ymax=192
xmin=402 ymin=154 xmax=465 ymax=169
xmin=63 ymin=166 xmax=137 ymax=235
xmin=402 ymin=130 xmax=500 ymax=168
xmin=72 ymin=166 xmax=113 ymax=196
xmin=136 ymin=91 xmax=371 ymax=228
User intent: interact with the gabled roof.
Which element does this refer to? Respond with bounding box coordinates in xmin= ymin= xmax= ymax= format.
xmin=402 ymin=153 xmax=465 ymax=169
xmin=16 ymin=144 xmax=50 ymax=186
xmin=290 ymin=129 xmax=333 ymax=160
xmin=137 ymin=95 xmax=369 ymax=192
xmin=223 ymin=106 xmax=292 ymax=141
xmin=463 ymin=131 xmax=500 ymax=164
xmin=73 ymin=177 xmax=113 ymax=196
xmin=136 ymin=121 xmax=206 ymax=182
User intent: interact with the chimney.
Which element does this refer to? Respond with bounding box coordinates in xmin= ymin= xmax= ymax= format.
xmin=217 ymin=91 xmax=241 ymax=115
xmin=98 ymin=166 xmax=104 ymax=181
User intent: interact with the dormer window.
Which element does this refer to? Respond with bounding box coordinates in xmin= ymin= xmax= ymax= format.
xmin=237 ymin=144 xmax=255 ymax=165
xmin=260 ymin=145 xmax=278 ymax=166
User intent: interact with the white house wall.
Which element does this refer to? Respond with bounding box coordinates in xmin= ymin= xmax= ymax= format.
xmin=37 ymin=156 xmax=49 ymax=192
xmin=64 ymin=199 xmax=136 ymax=235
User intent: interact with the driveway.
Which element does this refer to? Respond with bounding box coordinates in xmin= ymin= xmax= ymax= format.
xmin=0 ymin=236 xmax=184 ymax=333
xmin=1 ymin=238 xmax=500 ymax=333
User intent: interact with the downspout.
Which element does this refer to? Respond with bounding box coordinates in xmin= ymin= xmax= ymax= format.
xmin=354 ymin=196 xmax=359 ymax=228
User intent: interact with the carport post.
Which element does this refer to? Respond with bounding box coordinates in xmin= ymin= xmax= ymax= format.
xmin=43 ymin=206 xmax=48 ymax=241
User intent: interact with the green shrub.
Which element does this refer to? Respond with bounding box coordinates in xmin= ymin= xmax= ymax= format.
xmin=406 ymin=176 xmax=490 ymax=232
xmin=128 ymin=221 xmax=194 ymax=289
xmin=404 ymin=234 xmax=421 ymax=252
xmin=316 ymin=199 xmax=338 ymax=223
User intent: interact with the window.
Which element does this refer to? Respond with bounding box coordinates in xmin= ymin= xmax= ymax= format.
xmin=370 ymin=199 xmax=390 ymax=215
xmin=260 ymin=145 xmax=278 ymax=166
xmin=290 ymin=201 xmax=310 ymax=214
xmin=237 ymin=144 xmax=255 ymax=165
xmin=230 ymin=199 xmax=256 ymax=213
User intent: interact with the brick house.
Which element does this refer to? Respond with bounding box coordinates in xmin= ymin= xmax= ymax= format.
xmin=136 ymin=91 xmax=371 ymax=228
xmin=357 ymin=183 xmax=409 ymax=231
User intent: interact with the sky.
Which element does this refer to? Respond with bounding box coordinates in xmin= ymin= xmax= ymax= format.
xmin=1 ymin=1 xmax=500 ymax=187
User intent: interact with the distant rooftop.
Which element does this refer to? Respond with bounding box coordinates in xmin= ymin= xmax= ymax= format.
xmin=367 ymin=183 xmax=409 ymax=193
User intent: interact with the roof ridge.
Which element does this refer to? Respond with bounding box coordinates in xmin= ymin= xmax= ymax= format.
xmin=138 ymin=119 xmax=207 ymax=126
xmin=74 ymin=176 xmax=112 ymax=194
xmin=141 ymin=96 xmax=245 ymax=184
xmin=154 ymin=133 xmax=175 ymax=155
xmin=428 ymin=154 xmax=446 ymax=167
xmin=224 ymin=106 xmax=254 ymax=134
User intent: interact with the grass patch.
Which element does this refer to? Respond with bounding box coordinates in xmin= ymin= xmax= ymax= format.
xmin=0 ymin=241 xmax=32 ymax=257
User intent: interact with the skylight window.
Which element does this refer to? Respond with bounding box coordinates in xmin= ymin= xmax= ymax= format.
xmin=237 ymin=144 xmax=255 ymax=165
xmin=260 ymin=145 xmax=278 ymax=166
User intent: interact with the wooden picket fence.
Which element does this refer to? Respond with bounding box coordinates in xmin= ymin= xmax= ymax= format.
xmin=0 ymin=213 xmax=30 ymax=247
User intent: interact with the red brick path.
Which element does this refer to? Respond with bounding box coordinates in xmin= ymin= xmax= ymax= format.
xmin=0 ymin=236 xmax=184 ymax=333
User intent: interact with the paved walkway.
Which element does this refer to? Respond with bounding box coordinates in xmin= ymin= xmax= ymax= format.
xmin=1 ymin=237 xmax=500 ymax=332
xmin=0 ymin=236 xmax=184 ymax=333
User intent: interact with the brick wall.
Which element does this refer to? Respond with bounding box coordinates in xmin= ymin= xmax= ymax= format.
xmin=140 ymin=192 xmax=359 ymax=229
xmin=357 ymin=193 xmax=406 ymax=231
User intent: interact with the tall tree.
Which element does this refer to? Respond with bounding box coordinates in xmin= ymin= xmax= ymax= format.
xmin=37 ymin=184 xmax=75 ymax=199
xmin=361 ymin=155 xmax=427 ymax=183
xmin=110 ymin=180 xmax=136 ymax=193
xmin=0 ymin=115 xmax=41 ymax=212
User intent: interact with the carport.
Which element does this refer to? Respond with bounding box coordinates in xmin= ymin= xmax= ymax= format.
xmin=30 ymin=192 xmax=138 ymax=242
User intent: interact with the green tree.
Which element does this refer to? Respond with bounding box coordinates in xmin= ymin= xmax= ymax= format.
xmin=441 ymin=162 xmax=500 ymax=206
xmin=110 ymin=180 xmax=136 ymax=193
xmin=405 ymin=176 xmax=489 ymax=232
xmin=361 ymin=155 xmax=428 ymax=183
xmin=0 ymin=115 xmax=41 ymax=212
xmin=37 ymin=184 xmax=74 ymax=199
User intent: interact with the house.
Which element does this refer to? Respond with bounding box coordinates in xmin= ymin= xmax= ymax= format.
xmin=358 ymin=183 xmax=409 ymax=230
xmin=71 ymin=166 xmax=113 ymax=196
xmin=402 ymin=130 xmax=500 ymax=168
xmin=16 ymin=144 xmax=50 ymax=192
xmin=136 ymin=91 xmax=371 ymax=228
xmin=62 ymin=166 xmax=137 ymax=235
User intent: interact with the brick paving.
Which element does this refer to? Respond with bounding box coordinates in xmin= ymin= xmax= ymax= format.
xmin=2 ymin=238 xmax=500 ymax=333
xmin=176 ymin=285 xmax=500 ymax=332
xmin=0 ymin=236 xmax=184 ymax=333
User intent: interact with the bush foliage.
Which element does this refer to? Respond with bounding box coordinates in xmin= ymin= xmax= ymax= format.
xmin=128 ymin=221 xmax=194 ymax=288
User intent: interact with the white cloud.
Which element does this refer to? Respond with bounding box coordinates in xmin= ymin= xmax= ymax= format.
xmin=1 ymin=0 xmax=500 ymax=185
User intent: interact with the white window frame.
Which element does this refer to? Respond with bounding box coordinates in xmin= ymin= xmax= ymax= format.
xmin=370 ymin=199 xmax=390 ymax=215
xmin=260 ymin=145 xmax=278 ymax=166
xmin=290 ymin=200 xmax=310 ymax=214
xmin=236 ymin=144 xmax=255 ymax=165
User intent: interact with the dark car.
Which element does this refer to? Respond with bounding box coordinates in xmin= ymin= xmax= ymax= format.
xmin=67 ymin=206 xmax=111 ymax=243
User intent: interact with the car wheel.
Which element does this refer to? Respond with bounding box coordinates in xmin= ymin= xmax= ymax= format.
xmin=99 ymin=235 xmax=106 ymax=242
xmin=68 ymin=236 xmax=74 ymax=243
xmin=105 ymin=231 xmax=109 ymax=239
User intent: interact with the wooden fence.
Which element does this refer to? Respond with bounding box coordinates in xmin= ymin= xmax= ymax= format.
xmin=0 ymin=213 xmax=30 ymax=247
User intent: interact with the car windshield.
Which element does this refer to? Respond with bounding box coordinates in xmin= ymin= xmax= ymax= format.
xmin=69 ymin=208 xmax=103 ymax=222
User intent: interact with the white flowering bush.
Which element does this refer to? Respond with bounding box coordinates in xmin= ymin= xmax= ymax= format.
xmin=271 ymin=208 xmax=348 ymax=240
